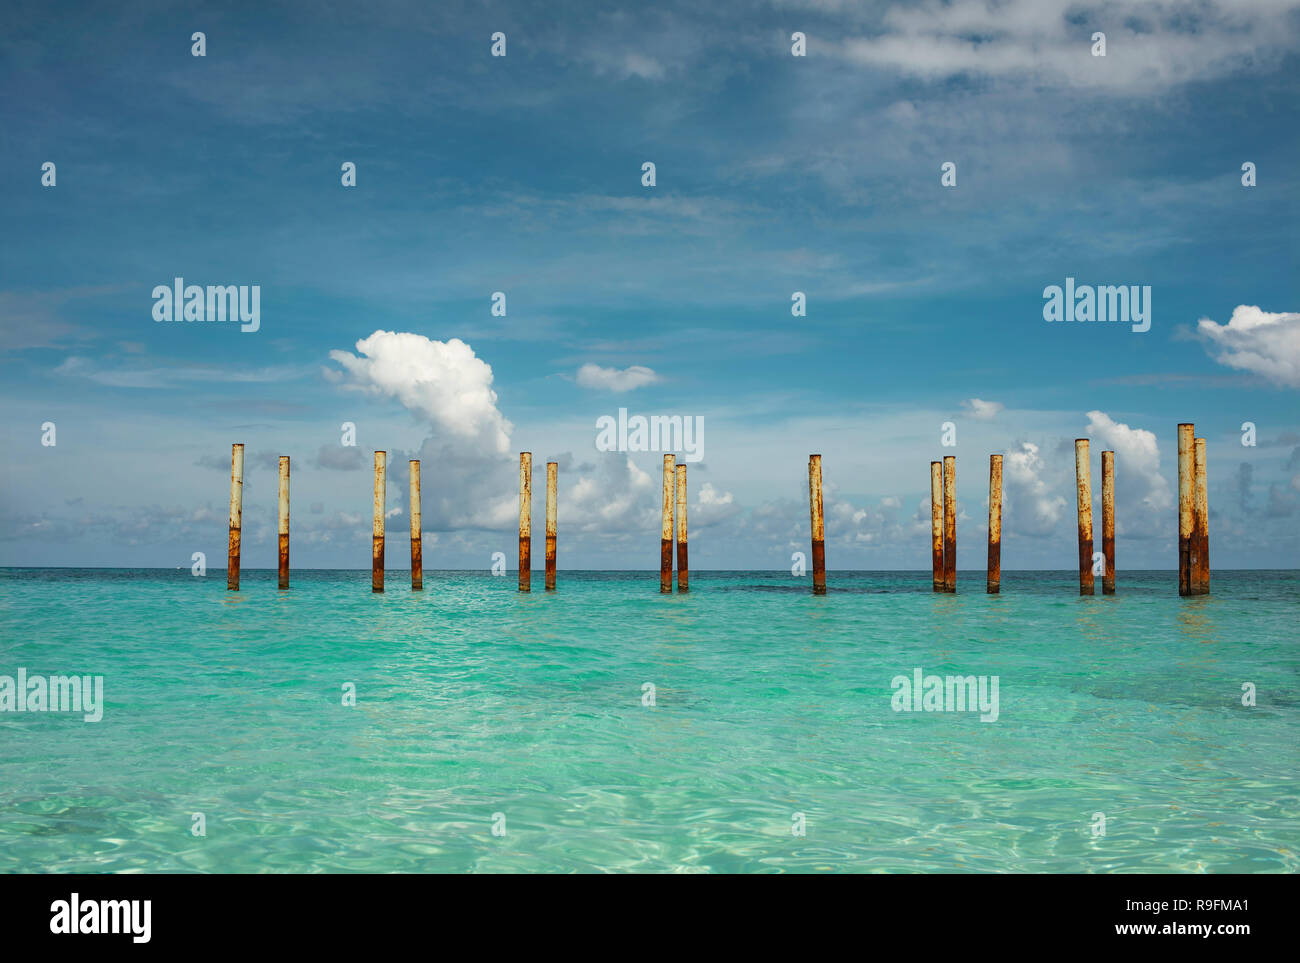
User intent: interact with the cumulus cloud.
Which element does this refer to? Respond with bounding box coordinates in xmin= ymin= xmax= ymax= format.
xmin=326 ymin=332 xmax=521 ymax=531
xmin=697 ymin=482 xmax=732 ymax=507
xmin=693 ymin=482 xmax=741 ymax=528
xmin=326 ymin=333 xmax=686 ymax=538
xmin=565 ymin=455 xmax=656 ymax=533
xmin=1196 ymin=305 xmax=1300 ymax=388
xmin=575 ymin=363 xmax=662 ymax=392
xmin=329 ymin=331 xmax=513 ymax=453
xmin=962 ymin=398 xmax=1004 ymax=420
xmin=1003 ymin=441 xmax=1067 ymax=536
xmin=1085 ymin=410 xmax=1173 ymax=536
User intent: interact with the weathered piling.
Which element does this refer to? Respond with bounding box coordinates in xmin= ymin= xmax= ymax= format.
xmin=1074 ymin=439 xmax=1093 ymax=595
xmin=227 ymin=443 xmax=244 ymax=591
xmin=409 ymin=460 xmax=422 ymax=591
xmin=519 ymin=452 xmax=532 ymax=593
xmin=930 ymin=461 xmax=943 ymax=592
xmin=1193 ymin=437 xmax=1210 ymax=595
xmin=942 ymin=455 xmax=956 ymax=593
xmin=1177 ymin=423 xmax=1194 ymax=596
xmin=660 ymin=455 xmax=675 ymax=593
xmin=1101 ymin=450 xmax=1115 ymax=594
xmin=372 ymin=451 xmax=386 ymax=593
xmin=987 ymin=454 xmax=1002 ymax=594
xmin=809 ymin=454 xmax=826 ymax=595
xmin=676 ymin=463 xmax=688 ymax=593
xmin=277 ymin=455 xmax=290 ymax=590
xmin=545 ymin=461 xmax=557 ymax=591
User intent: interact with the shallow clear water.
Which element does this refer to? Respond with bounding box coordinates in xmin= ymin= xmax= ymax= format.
xmin=0 ymin=568 xmax=1296 ymax=873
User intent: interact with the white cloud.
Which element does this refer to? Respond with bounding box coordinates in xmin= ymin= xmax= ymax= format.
xmin=620 ymin=53 xmax=666 ymax=80
xmin=565 ymin=455 xmax=656 ymax=532
xmin=693 ymin=482 xmax=741 ymax=528
xmin=327 ymin=335 xmax=682 ymax=538
xmin=329 ymin=331 xmax=513 ymax=453
xmin=1003 ymin=441 xmax=1067 ymax=536
xmin=1085 ymin=410 xmax=1173 ymax=534
xmin=1196 ymin=305 xmax=1300 ymax=388
xmin=327 ymin=332 xmax=520 ymax=532
xmin=575 ymin=363 xmax=662 ymax=392
xmin=838 ymin=0 xmax=1300 ymax=92
xmin=697 ymin=482 xmax=733 ymax=507
xmin=962 ymin=398 xmax=1004 ymax=420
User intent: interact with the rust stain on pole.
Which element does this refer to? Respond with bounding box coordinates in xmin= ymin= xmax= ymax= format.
xmin=987 ymin=454 xmax=1002 ymax=595
xmin=661 ymin=454 xmax=675 ymax=593
xmin=1177 ymin=423 xmax=1194 ymax=596
xmin=277 ymin=455 xmax=290 ymax=590
xmin=1101 ymin=450 xmax=1115 ymax=595
xmin=519 ymin=452 xmax=532 ymax=593
xmin=1075 ymin=439 xmax=1094 ymax=596
xmin=227 ymin=443 xmax=243 ymax=591
xmin=545 ymin=461 xmax=557 ymax=591
xmin=808 ymin=454 xmax=826 ymax=595
xmin=942 ymin=455 xmax=956 ymax=593
xmin=1193 ymin=437 xmax=1210 ymax=595
xmin=930 ymin=461 xmax=943 ymax=592
xmin=372 ymin=451 xmax=386 ymax=593
xmin=409 ymin=460 xmax=422 ymax=591
xmin=676 ymin=463 xmax=688 ymax=593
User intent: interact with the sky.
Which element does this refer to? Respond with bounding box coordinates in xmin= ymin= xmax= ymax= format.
xmin=1 ymin=0 xmax=1297 ymax=571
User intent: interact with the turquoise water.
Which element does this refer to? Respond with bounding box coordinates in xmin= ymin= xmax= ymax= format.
xmin=0 ymin=568 xmax=1296 ymax=873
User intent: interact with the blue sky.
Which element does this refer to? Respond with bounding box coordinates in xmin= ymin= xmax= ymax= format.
xmin=2 ymin=0 xmax=1297 ymax=571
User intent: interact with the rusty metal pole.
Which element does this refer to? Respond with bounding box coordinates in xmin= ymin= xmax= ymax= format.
xmin=1193 ymin=437 xmax=1209 ymax=595
xmin=1101 ymin=450 xmax=1115 ymax=595
xmin=1075 ymin=439 xmax=1094 ymax=595
xmin=227 ymin=443 xmax=243 ymax=591
xmin=409 ymin=460 xmax=422 ymax=591
xmin=545 ymin=461 xmax=557 ymax=591
xmin=1177 ymin=423 xmax=1194 ymax=596
xmin=277 ymin=455 xmax=290 ymax=590
xmin=519 ymin=452 xmax=532 ymax=592
xmin=676 ymin=463 xmax=688 ymax=593
xmin=372 ymin=451 xmax=386 ymax=593
xmin=987 ymin=454 xmax=1002 ymax=594
xmin=930 ymin=461 xmax=943 ymax=592
xmin=808 ymin=454 xmax=826 ymax=595
xmin=660 ymin=454 xmax=675 ymax=593
xmin=942 ymin=455 xmax=956 ymax=593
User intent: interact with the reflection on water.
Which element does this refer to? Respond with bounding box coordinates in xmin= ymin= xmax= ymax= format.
xmin=1176 ymin=596 xmax=1218 ymax=645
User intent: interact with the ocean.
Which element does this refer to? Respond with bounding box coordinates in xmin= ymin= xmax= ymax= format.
xmin=1 ymin=568 xmax=1296 ymax=873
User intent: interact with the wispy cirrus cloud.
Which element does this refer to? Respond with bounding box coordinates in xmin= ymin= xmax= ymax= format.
xmin=55 ymin=356 xmax=306 ymax=389
xmin=837 ymin=0 xmax=1300 ymax=92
